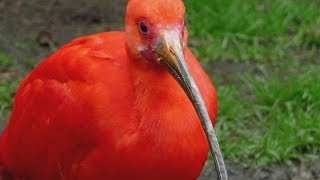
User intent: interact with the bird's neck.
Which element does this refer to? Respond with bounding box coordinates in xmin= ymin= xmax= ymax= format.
xmin=114 ymin=53 xmax=208 ymax=178
xmin=129 ymin=57 xmax=198 ymax=134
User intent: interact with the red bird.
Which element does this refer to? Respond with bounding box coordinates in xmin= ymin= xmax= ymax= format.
xmin=0 ymin=0 xmax=227 ymax=179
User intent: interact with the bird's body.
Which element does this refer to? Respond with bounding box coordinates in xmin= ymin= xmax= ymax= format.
xmin=0 ymin=32 xmax=216 ymax=179
xmin=0 ymin=0 xmax=219 ymax=179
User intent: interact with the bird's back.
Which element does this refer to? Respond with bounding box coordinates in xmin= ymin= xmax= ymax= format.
xmin=0 ymin=32 xmax=138 ymax=179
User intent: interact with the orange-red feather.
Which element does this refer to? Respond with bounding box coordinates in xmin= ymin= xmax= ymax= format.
xmin=0 ymin=0 xmax=217 ymax=179
xmin=0 ymin=32 xmax=217 ymax=179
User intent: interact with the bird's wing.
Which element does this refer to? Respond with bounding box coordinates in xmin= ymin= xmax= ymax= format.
xmin=0 ymin=32 xmax=133 ymax=178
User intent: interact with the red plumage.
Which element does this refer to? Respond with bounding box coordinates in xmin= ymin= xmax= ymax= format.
xmin=0 ymin=0 xmax=217 ymax=179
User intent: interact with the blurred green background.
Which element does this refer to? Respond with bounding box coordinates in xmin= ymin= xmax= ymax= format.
xmin=0 ymin=0 xmax=319 ymax=179
xmin=185 ymin=0 xmax=320 ymax=167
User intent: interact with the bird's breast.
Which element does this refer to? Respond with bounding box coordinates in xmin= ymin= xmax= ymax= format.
xmin=113 ymin=68 xmax=209 ymax=179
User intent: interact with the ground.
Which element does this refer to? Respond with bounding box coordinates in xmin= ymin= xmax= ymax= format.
xmin=0 ymin=0 xmax=319 ymax=179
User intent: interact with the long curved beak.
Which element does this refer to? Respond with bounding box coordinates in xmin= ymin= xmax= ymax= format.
xmin=157 ymin=30 xmax=228 ymax=180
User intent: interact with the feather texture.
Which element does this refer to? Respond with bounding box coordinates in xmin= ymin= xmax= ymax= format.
xmin=0 ymin=0 xmax=217 ymax=179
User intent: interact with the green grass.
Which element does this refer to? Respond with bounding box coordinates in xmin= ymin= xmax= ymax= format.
xmin=0 ymin=51 xmax=18 ymax=120
xmin=215 ymin=64 xmax=320 ymax=167
xmin=0 ymin=79 xmax=18 ymax=120
xmin=0 ymin=52 xmax=14 ymax=68
xmin=184 ymin=0 xmax=320 ymax=168
xmin=185 ymin=0 xmax=320 ymax=63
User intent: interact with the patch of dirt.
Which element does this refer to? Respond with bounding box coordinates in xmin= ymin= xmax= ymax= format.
xmin=207 ymin=60 xmax=269 ymax=84
xmin=200 ymin=159 xmax=320 ymax=180
xmin=0 ymin=1 xmax=319 ymax=179
xmin=0 ymin=0 xmax=125 ymax=68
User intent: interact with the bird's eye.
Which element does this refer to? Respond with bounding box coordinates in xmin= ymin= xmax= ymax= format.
xmin=139 ymin=21 xmax=149 ymax=35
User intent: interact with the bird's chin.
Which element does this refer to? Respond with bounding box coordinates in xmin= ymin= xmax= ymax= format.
xmin=139 ymin=48 xmax=157 ymax=62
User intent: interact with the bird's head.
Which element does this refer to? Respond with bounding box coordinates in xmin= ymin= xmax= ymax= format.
xmin=125 ymin=0 xmax=195 ymax=108
xmin=125 ymin=0 xmax=187 ymax=63
xmin=125 ymin=1 xmax=227 ymax=179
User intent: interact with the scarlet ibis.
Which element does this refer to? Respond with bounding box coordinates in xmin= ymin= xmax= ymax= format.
xmin=0 ymin=0 xmax=227 ymax=179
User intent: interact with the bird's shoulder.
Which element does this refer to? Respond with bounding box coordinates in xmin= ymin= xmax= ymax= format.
xmin=6 ymin=31 xmax=134 ymax=139
xmin=13 ymin=31 xmax=133 ymax=121
xmin=27 ymin=31 xmax=129 ymax=84
xmin=0 ymin=32 xmax=136 ymax=172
